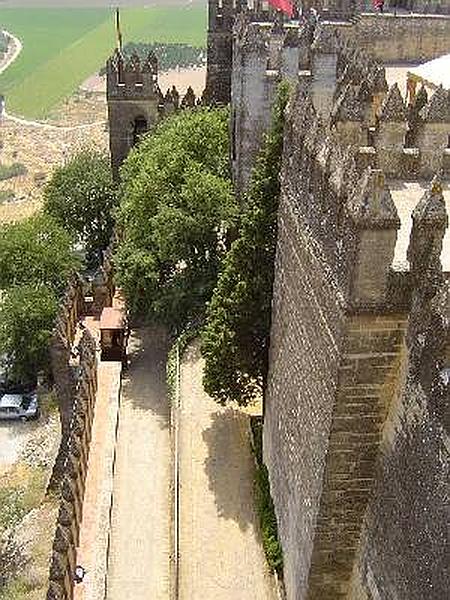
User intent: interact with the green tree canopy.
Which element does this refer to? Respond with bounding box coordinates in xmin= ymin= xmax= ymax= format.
xmin=115 ymin=107 xmax=236 ymax=328
xmin=0 ymin=285 xmax=58 ymax=383
xmin=43 ymin=150 xmax=117 ymax=265
xmin=0 ymin=213 xmax=79 ymax=295
xmin=201 ymin=82 xmax=290 ymax=406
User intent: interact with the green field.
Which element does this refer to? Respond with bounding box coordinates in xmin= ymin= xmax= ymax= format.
xmin=0 ymin=7 xmax=207 ymax=119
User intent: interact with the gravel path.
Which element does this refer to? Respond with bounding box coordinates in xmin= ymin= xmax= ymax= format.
xmin=178 ymin=341 xmax=276 ymax=600
xmin=105 ymin=326 xmax=172 ymax=600
xmin=0 ymin=421 xmax=35 ymax=474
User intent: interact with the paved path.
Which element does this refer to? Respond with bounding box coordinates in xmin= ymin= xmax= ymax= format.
xmin=178 ymin=342 xmax=276 ymax=600
xmin=105 ymin=326 xmax=172 ymax=600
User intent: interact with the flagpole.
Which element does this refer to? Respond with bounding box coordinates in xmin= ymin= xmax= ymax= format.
xmin=115 ymin=8 xmax=124 ymax=83
xmin=116 ymin=8 xmax=123 ymax=54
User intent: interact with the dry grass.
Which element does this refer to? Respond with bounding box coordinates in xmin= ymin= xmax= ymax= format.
xmin=0 ymin=499 xmax=58 ymax=600
xmin=0 ymin=93 xmax=108 ymax=224
xmin=0 ymin=395 xmax=60 ymax=598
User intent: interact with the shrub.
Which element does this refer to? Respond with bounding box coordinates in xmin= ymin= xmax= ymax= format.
xmin=251 ymin=418 xmax=283 ymax=574
xmin=0 ymin=163 xmax=27 ymax=182
xmin=201 ymin=82 xmax=290 ymax=406
xmin=0 ymin=189 xmax=15 ymax=204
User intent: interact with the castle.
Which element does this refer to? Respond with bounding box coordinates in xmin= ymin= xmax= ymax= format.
xmin=104 ymin=2 xmax=450 ymax=598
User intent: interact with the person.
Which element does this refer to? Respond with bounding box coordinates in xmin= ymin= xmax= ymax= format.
xmin=74 ymin=565 xmax=86 ymax=584
xmin=373 ymin=0 xmax=384 ymax=12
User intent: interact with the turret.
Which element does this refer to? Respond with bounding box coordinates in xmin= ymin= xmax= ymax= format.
xmin=310 ymin=26 xmax=338 ymax=119
xmin=107 ymin=50 xmax=160 ymax=179
xmin=349 ymin=169 xmax=400 ymax=306
xmin=205 ymin=0 xmax=242 ymax=105
xmin=232 ymin=21 xmax=276 ymax=195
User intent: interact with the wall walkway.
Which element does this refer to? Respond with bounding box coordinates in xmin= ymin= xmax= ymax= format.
xmin=178 ymin=342 xmax=276 ymax=600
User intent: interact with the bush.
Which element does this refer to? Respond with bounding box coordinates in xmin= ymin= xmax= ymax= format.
xmin=0 ymin=163 xmax=27 ymax=182
xmin=251 ymin=418 xmax=283 ymax=574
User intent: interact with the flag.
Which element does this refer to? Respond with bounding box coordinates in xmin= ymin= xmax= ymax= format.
xmin=116 ymin=8 xmax=123 ymax=52
xmin=268 ymin=0 xmax=294 ymax=17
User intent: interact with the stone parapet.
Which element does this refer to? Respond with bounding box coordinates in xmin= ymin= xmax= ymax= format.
xmin=350 ymin=13 xmax=450 ymax=62
xmin=47 ymin=330 xmax=98 ymax=600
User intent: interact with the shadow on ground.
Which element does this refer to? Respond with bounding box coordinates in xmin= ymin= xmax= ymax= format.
xmin=121 ymin=325 xmax=170 ymax=429
xmin=201 ymin=403 xmax=256 ymax=532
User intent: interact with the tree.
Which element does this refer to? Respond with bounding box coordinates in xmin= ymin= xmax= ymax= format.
xmin=0 ymin=213 xmax=79 ymax=295
xmin=201 ymin=82 xmax=290 ymax=406
xmin=0 ymin=285 xmax=58 ymax=383
xmin=43 ymin=150 xmax=117 ymax=265
xmin=115 ymin=107 xmax=236 ymax=329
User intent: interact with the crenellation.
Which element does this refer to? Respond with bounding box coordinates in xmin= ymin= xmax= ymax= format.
xmin=374 ymin=84 xmax=408 ymax=177
xmin=407 ymin=176 xmax=449 ymax=280
xmin=416 ymin=86 xmax=450 ymax=176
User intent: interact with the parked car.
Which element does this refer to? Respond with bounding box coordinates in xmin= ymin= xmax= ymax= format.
xmin=0 ymin=388 xmax=39 ymax=422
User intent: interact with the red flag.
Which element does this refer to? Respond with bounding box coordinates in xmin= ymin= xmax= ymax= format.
xmin=268 ymin=0 xmax=294 ymax=17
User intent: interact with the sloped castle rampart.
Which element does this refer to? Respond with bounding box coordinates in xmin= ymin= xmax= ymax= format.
xmin=211 ymin=4 xmax=450 ymax=599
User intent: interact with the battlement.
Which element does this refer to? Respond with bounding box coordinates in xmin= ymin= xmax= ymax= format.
xmin=330 ymin=83 xmax=450 ymax=178
xmin=283 ymin=88 xmax=449 ymax=307
xmin=106 ymin=50 xmax=159 ymax=100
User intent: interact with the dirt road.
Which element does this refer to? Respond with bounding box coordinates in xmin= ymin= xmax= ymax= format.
xmin=178 ymin=342 xmax=276 ymax=600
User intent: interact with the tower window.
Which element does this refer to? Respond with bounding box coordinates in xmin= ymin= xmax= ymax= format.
xmin=133 ymin=116 xmax=148 ymax=146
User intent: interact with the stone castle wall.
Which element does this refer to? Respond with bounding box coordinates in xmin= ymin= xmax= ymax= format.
xmin=263 ymin=77 xmax=449 ymax=599
xmin=352 ymin=285 xmax=450 ymax=599
xmin=351 ymin=13 xmax=450 ymax=62
xmin=264 ymin=185 xmax=348 ymax=598
xmin=47 ymin=330 xmax=98 ymax=600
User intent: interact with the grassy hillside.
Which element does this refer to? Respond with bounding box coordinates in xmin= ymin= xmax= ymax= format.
xmin=0 ymin=6 xmax=206 ymax=119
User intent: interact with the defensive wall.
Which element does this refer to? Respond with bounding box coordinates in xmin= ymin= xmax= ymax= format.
xmin=47 ymin=329 xmax=98 ymax=600
xmin=348 ymin=12 xmax=450 ymax=62
xmin=46 ymin=245 xmax=119 ymax=600
xmin=263 ymin=75 xmax=449 ymax=598
xmin=221 ymin=5 xmax=450 ymax=598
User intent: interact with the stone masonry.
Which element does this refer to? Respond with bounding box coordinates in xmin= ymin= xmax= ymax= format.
xmin=207 ymin=4 xmax=450 ymax=598
xmin=263 ymin=79 xmax=449 ymax=598
xmin=107 ymin=50 xmax=203 ymax=178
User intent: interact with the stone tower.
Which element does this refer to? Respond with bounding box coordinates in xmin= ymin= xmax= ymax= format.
xmin=107 ymin=51 xmax=161 ymax=179
xmin=205 ymin=0 xmax=239 ymax=105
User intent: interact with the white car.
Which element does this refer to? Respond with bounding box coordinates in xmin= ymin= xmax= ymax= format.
xmin=0 ymin=390 xmax=39 ymax=421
